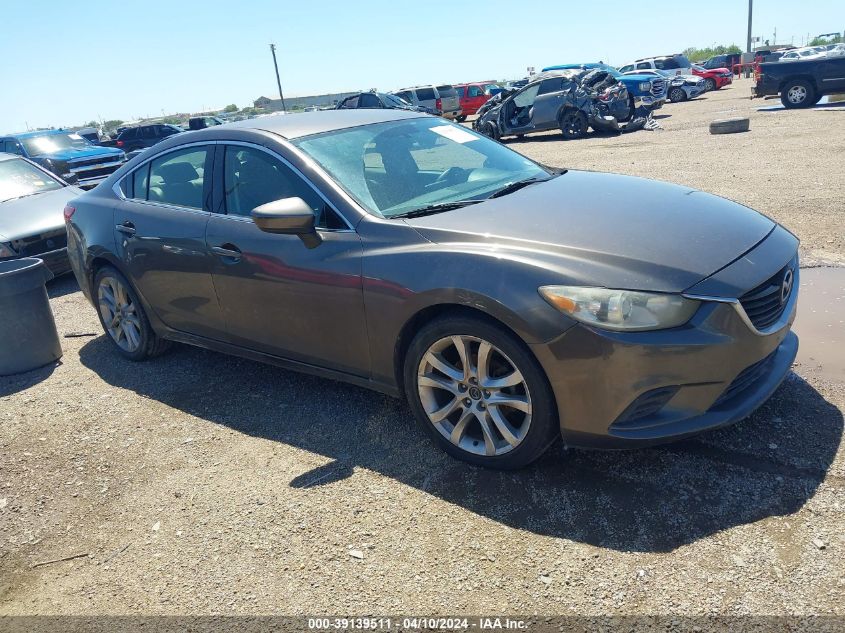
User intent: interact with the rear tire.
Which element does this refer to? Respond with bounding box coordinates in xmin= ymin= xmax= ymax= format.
xmin=559 ymin=110 xmax=587 ymax=140
xmin=404 ymin=315 xmax=559 ymax=469
xmin=94 ymin=266 xmax=170 ymax=361
xmin=780 ymin=79 xmax=816 ymax=109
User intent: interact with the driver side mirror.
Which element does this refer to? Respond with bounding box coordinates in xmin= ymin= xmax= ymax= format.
xmin=251 ymin=197 xmax=316 ymax=235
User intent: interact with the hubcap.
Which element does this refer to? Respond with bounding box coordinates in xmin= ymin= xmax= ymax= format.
xmin=788 ymin=86 xmax=807 ymax=103
xmin=98 ymin=277 xmax=141 ymax=352
xmin=417 ymin=335 xmax=532 ymax=457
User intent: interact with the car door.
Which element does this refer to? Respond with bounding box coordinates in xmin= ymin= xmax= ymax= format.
xmin=113 ymin=143 xmax=226 ymax=340
xmin=819 ymin=57 xmax=845 ymax=93
xmin=205 ymin=143 xmax=369 ymax=376
xmin=530 ymin=78 xmax=567 ymax=130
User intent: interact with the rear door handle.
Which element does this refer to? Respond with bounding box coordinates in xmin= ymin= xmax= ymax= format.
xmin=116 ymin=221 xmax=136 ymax=236
xmin=211 ymin=245 xmax=242 ymax=260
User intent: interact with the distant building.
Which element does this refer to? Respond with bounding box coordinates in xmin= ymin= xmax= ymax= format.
xmin=254 ymin=91 xmax=361 ymax=112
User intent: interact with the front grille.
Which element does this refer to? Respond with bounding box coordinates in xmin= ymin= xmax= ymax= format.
xmin=712 ymin=351 xmax=777 ymax=408
xmin=12 ymin=230 xmax=67 ymax=257
xmin=611 ymin=386 xmax=679 ymax=430
xmin=76 ymin=163 xmax=121 ymax=181
xmin=69 ymin=156 xmax=111 ymax=169
xmin=651 ymin=79 xmax=666 ymax=98
xmin=738 ymin=262 xmax=795 ymax=330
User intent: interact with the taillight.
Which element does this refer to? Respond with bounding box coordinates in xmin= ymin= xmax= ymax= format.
xmin=435 ymin=98 xmax=442 ymax=111
xmin=63 ymin=205 xmax=76 ymax=223
xmin=116 ymin=140 xmax=124 ymax=147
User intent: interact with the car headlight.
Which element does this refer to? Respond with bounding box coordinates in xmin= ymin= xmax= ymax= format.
xmin=0 ymin=242 xmax=17 ymax=259
xmin=639 ymin=82 xmax=652 ymax=91
xmin=538 ymin=286 xmax=700 ymax=331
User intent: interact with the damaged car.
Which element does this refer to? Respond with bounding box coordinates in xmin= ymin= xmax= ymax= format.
xmin=472 ymin=69 xmax=633 ymax=141
xmin=623 ymin=69 xmax=705 ymax=102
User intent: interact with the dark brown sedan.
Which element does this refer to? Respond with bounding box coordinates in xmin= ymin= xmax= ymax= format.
xmin=66 ymin=110 xmax=798 ymax=468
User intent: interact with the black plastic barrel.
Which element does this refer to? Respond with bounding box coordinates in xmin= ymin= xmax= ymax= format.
xmin=0 ymin=258 xmax=62 ymax=376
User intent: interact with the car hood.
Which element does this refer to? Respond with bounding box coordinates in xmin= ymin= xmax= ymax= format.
xmin=31 ymin=145 xmax=123 ymax=162
xmin=403 ymin=171 xmax=776 ymax=293
xmin=0 ymin=186 xmax=81 ymax=241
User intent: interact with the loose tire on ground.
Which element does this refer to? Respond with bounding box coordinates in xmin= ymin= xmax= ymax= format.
xmin=94 ymin=265 xmax=171 ymax=361
xmin=403 ymin=315 xmax=559 ymax=469
xmin=709 ymin=117 xmax=750 ymax=135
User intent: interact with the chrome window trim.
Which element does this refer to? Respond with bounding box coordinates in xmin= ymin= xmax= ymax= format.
xmin=220 ymin=140 xmax=355 ymax=232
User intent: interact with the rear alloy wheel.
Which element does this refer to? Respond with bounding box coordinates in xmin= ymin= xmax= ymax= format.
xmin=559 ymin=110 xmax=587 ymax=140
xmin=669 ymin=87 xmax=688 ymax=102
xmin=704 ymin=78 xmax=717 ymax=91
xmin=780 ymin=79 xmax=815 ymax=109
xmin=95 ymin=266 xmax=170 ymax=361
xmin=405 ymin=316 xmax=559 ymax=469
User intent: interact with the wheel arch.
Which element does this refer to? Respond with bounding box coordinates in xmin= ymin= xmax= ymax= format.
xmin=88 ymin=254 xmax=167 ymax=336
xmin=393 ymin=303 xmax=547 ymax=396
xmin=778 ymin=74 xmax=818 ymax=94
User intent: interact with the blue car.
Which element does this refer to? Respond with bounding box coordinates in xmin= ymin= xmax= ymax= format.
xmin=542 ymin=63 xmax=667 ymax=110
xmin=0 ymin=129 xmax=125 ymax=189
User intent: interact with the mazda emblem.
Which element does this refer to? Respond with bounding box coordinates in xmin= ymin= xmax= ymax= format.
xmin=780 ymin=268 xmax=793 ymax=306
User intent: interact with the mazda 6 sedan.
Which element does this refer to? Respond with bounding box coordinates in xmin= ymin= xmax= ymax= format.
xmin=65 ymin=110 xmax=799 ymax=469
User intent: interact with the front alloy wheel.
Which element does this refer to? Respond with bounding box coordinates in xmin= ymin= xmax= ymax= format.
xmin=418 ymin=335 xmax=532 ymax=457
xmin=405 ymin=316 xmax=559 ymax=469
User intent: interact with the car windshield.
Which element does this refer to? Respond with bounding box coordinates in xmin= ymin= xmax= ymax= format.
xmin=384 ymin=94 xmax=412 ymax=108
xmin=0 ymin=158 xmax=63 ymax=203
xmin=20 ymin=132 xmax=91 ymax=156
xmin=293 ymin=118 xmax=550 ymax=218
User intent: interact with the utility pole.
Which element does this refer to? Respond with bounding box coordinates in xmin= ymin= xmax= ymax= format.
xmin=269 ymin=43 xmax=286 ymax=111
xmin=746 ymin=0 xmax=753 ymax=52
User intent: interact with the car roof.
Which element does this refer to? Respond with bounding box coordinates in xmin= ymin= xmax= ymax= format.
xmin=3 ymin=129 xmax=69 ymax=139
xmin=0 ymin=152 xmax=20 ymax=162
xmin=222 ymin=109 xmax=427 ymax=139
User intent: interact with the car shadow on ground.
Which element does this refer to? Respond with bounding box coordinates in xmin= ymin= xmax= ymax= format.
xmin=47 ymin=273 xmax=80 ymax=298
xmin=79 ymin=336 xmax=842 ymax=553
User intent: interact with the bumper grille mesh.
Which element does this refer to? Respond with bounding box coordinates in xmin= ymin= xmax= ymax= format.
xmin=738 ymin=262 xmax=794 ymax=330
xmin=712 ymin=351 xmax=777 ymax=408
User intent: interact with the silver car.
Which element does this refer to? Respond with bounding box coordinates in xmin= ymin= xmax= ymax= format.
xmin=392 ymin=85 xmax=462 ymax=119
xmin=0 ymin=153 xmax=83 ymax=275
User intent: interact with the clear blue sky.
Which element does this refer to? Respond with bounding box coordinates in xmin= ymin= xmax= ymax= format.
xmin=2 ymin=0 xmax=842 ymax=130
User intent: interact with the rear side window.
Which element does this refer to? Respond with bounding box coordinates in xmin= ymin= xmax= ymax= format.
xmin=537 ymin=78 xmax=563 ymax=95
xmin=636 ymin=62 xmax=651 ymax=70
xmin=455 ymin=86 xmax=466 ymax=98
xmin=358 ymin=93 xmax=380 ymax=108
xmin=131 ymin=164 xmax=149 ymax=199
xmin=416 ymin=87 xmax=436 ymax=101
xmin=146 ymin=146 xmax=209 ymax=209
xmin=655 ymin=57 xmax=680 ymax=70
xmin=343 ymin=96 xmax=360 ymax=108
xmin=395 ymin=91 xmax=412 ymax=102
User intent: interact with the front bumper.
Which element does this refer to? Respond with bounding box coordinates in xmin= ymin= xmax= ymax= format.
xmin=1 ymin=248 xmax=71 ymax=277
xmin=531 ymin=264 xmax=799 ymax=449
xmin=639 ymin=96 xmax=665 ymax=109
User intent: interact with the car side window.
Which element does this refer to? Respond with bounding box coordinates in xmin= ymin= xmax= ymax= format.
xmin=131 ymin=164 xmax=150 ymax=200
xmin=619 ymin=65 xmax=633 ymax=73
xmin=468 ymin=85 xmax=484 ymax=97
xmin=144 ymin=146 xmax=209 ymax=209
xmin=636 ymin=62 xmax=651 ymax=70
xmin=222 ymin=146 xmax=345 ymax=230
xmin=358 ymin=93 xmax=380 ymax=108
xmin=537 ymin=78 xmax=562 ymax=95
xmin=344 ymin=95 xmax=360 ymax=108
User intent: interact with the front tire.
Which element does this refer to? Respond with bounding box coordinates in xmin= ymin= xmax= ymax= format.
xmin=404 ymin=315 xmax=559 ymax=469
xmin=704 ymin=78 xmax=717 ymax=91
xmin=559 ymin=110 xmax=587 ymax=140
xmin=780 ymin=79 xmax=816 ymax=109
xmin=669 ymin=87 xmax=688 ymax=102
xmin=94 ymin=266 xmax=170 ymax=361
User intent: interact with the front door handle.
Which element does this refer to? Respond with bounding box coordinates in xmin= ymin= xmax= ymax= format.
xmin=211 ymin=245 xmax=242 ymax=261
xmin=116 ymin=221 xmax=136 ymax=236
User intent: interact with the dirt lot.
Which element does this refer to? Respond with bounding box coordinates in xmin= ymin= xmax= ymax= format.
xmin=1 ymin=78 xmax=844 ymax=619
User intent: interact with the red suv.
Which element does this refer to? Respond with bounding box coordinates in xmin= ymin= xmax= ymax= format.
xmin=454 ymin=82 xmax=498 ymax=120
xmin=691 ymin=64 xmax=733 ymax=91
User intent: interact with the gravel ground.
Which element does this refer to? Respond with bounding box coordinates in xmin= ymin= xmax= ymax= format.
xmin=1 ymin=80 xmax=844 ymax=619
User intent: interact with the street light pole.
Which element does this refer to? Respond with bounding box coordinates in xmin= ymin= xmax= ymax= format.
xmin=269 ymin=43 xmax=286 ymax=111
xmin=746 ymin=0 xmax=753 ymax=52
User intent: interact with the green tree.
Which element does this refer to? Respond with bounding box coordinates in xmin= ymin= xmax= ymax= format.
xmin=683 ymin=44 xmax=742 ymax=63
xmin=809 ymin=35 xmax=842 ymax=46
xmin=223 ymin=104 xmax=238 ymax=113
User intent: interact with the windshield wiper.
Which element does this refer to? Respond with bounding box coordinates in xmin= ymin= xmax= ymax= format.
xmin=391 ymin=199 xmax=483 ymax=219
xmin=487 ymin=175 xmax=557 ymax=199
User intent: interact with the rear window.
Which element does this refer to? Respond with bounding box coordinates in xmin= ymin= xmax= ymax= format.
xmin=118 ymin=128 xmax=137 ymax=140
xmin=436 ymin=85 xmax=455 ymax=96
xmin=416 ymin=87 xmax=436 ymax=101
xmin=654 ymin=57 xmax=680 ymax=70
